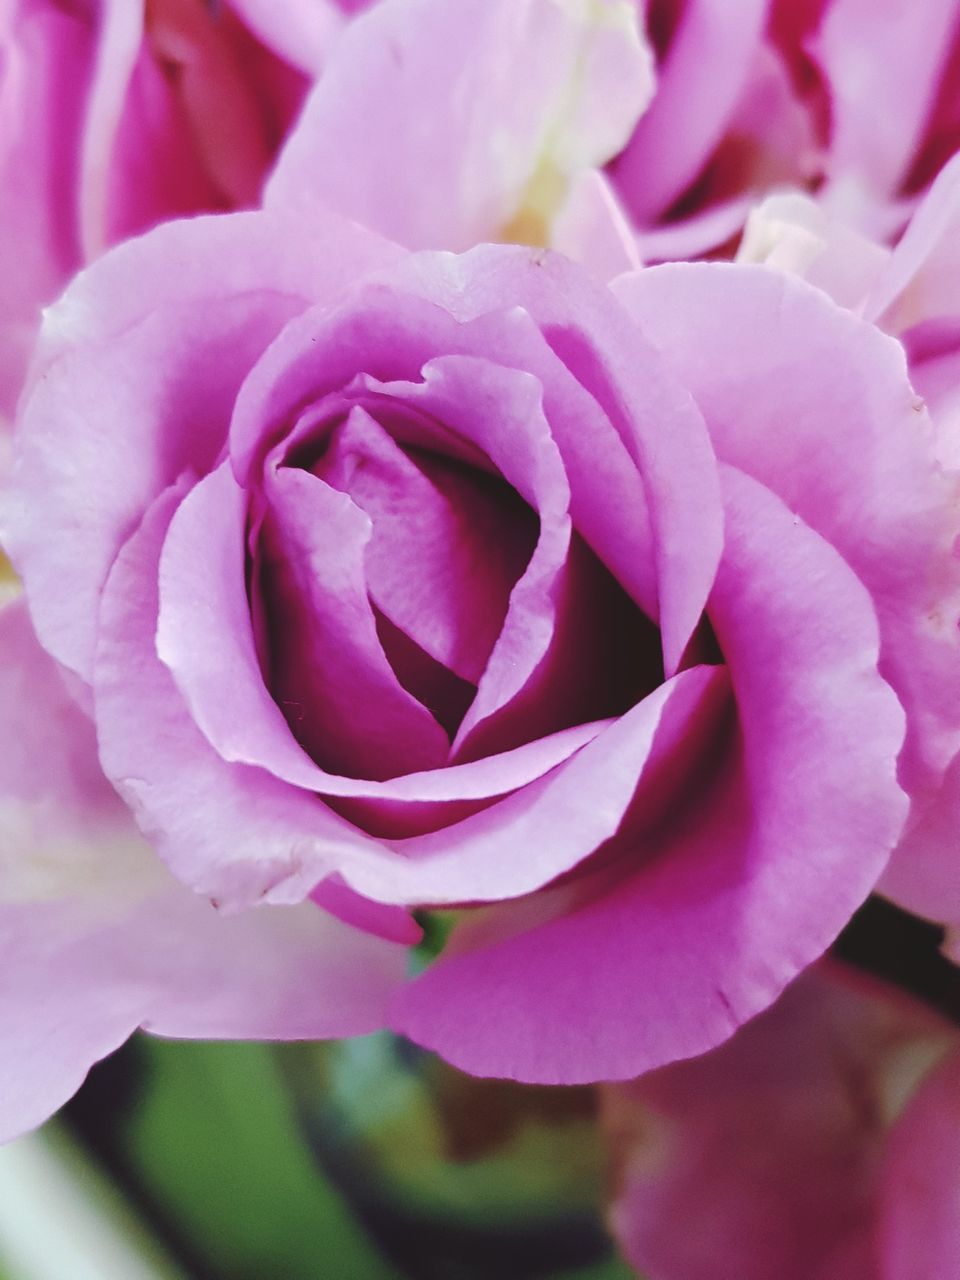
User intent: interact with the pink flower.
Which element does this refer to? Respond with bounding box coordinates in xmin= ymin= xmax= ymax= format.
xmin=604 ymin=963 xmax=960 ymax=1280
xmin=0 ymin=0 xmax=363 ymax=418
xmin=3 ymin=192 xmax=945 ymax=1126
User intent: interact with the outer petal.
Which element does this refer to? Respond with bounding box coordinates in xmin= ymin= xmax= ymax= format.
xmin=266 ymin=0 xmax=654 ymax=251
xmin=1 ymin=207 xmax=401 ymax=683
xmin=603 ymin=965 xmax=957 ymax=1280
xmin=391 ymin=469 xmax=906 ymax=1081
xmin=0 ymin=597 xmax=406 ymax=1143
xmin=614 ymin=263 xmax=960 ymax=909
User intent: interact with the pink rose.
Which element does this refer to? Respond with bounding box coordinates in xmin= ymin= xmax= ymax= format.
xmin=604 ymin=963 xmax=960 ymax=1280
xmin=5 ymin=193 xmax=948 ymax=1116
xmin=0 ymin=0 xmax=365 ymax=417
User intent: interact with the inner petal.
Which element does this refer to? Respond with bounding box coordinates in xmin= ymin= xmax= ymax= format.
xmin=313 ymin=405 xmax=538 ymax=686
xmin=257 ymin=465 xmax=451 ymax=781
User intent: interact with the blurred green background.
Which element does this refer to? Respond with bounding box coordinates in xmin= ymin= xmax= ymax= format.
xmin=0 ymin=1033 xmax=638 ymax=1280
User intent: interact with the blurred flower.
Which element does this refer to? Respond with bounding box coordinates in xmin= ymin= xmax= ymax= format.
xmin=603 ymin=963 xmax=960 ymax=1280
xmin=0 ymin=0 xmax=364 ymax=418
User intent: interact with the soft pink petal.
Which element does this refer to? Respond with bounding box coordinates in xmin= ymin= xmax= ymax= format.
xmin=266 ymin=0 xmax=653 ymax=249
xmin=614 ymin=263 xmax=960 ymax=900
xmin=391 ymin=468 xmax=906 ymax=1081
xmin=2 ymin=207 xmax=400 ymax=683
xmin=0 ymin=597 xmax=406 ymax=1143
xmin=550 ymin=168 xmax=643 ymax=281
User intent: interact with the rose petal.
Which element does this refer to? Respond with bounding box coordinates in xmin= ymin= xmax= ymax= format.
xmin=266 ymin=0 xmax=653 ymax=250
xmin=812 ymin=0 xmax=960 ymax=201
xmin=604 ymin=965 xmax=956 ymax=1280
xmin=0 ymin=597 xmax=407 ymax=1142
xmin=2 ymin=206 xmax=401 ymax=684
xmin=614 ymin=262 xmax=960 ymax=898
xmin=612 ymin=0 xmax=769 ymax=222
xmin=386 ymin=245 xmax=724 ymax=673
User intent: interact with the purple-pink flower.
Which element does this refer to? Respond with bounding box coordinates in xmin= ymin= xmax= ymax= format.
xmin=604 ymin=963 xmax=960 ymax=1280
xmin=4 ymin=183 xmax=953 ymax=1128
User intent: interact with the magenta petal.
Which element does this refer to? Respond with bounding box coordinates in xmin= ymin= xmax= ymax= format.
xmin=317 ymin=401 xmax=537 ymax=684
xmin=866 ymin=149 xmax=960 ymax=333
xmin=158 ymin=445 xmax=608 ymax=809
xmin=391 ymin=468 xmax=906 ymax=1082
xmin=813 ymin=0 xmax=960 ymax=200
xmin=158 ymin=457 xmax=448 ymax=787
xmin=364 ymin=354 xmax=577 ymax=753
xmin=0 ymin=1 xmax=91 ymax=415
xmin=344 ymin=665 xmax=727 ymax=908
xmin=260 ymin=463 xmax=451 ymax=779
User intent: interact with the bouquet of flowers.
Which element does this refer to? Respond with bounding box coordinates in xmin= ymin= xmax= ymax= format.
xmin=1 ymin=2 xmax=959 ymax=1275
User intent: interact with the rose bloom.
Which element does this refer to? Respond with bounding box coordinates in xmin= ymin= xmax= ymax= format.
xmin=0 ymin=0 xmax=370 ymax=418
xmin=4 ymin=177 xmax=959 ymax=1142
xmin=603 ymin=962 xmax=960 ymax=1280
